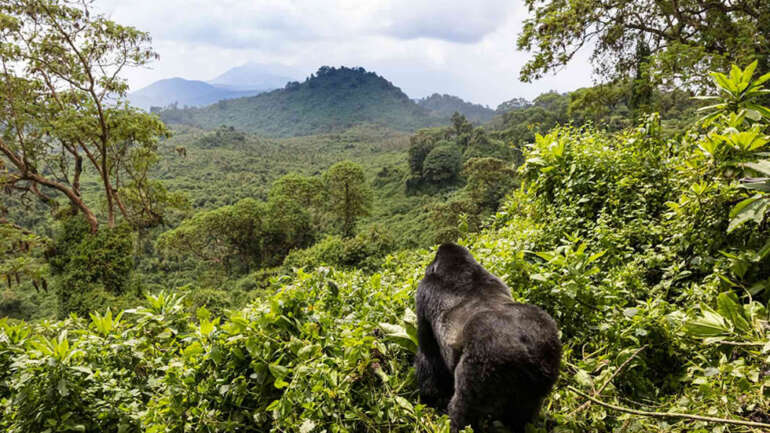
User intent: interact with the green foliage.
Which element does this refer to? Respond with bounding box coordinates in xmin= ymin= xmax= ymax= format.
xmin=517 ymin=0 xmax=769 ymax=89
xmin=0 ymin=0 xmax=179 ymax=232
xmin=462 ymin=157 xmax=519 ymax=213
xmin=416 ymin=95 xmax=495 ymax=123
xmin=156 ymin=198 xmax=267 ymax=273
xmin=284 ymin=225 xmax=395 ymax=271
xmin=697 ymin=61 xmax=770 ymax=126
xmin=421 ymin=146 xmax=462 ymax=185
xmin=0 ymin=224 xmax=49 ymax=292
xmin=323 ymin=161 xmax=372 ymax=237
xmin=487 ymin=92 xmax=570 ymax=150
xmin=407 ymin=129 xmax=442 ymax=176
xmin=3 ymin=66 xmax=770 ymax=433
xmin=408 ymin=114 xmax=515 ymax=189
xmin=50 ymin=216 xmax=136 ymax=318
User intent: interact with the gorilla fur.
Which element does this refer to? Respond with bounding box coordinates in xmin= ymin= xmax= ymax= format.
xmin=415 ymin=243 xmax=561 ymax=433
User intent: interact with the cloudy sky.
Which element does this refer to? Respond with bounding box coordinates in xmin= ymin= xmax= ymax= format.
xmin=99 ymin=0 xmax=594 ymax=108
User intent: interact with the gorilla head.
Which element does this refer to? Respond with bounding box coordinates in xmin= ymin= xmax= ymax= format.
xmin=415 ymin=243 xmax=561 ymax=433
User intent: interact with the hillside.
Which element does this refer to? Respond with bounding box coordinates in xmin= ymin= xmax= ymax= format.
xmin=128 ymin=78 xmax=262 ymax=110
xmin=3 ymin=99 xmax=769 ymax=432
xmin=158 ymin=66 xmax=445 ymax=137
xmin=156 ymin=124 xmax=413 ymax=209
xmin=416 ymin=93 xmax=495 ymax=123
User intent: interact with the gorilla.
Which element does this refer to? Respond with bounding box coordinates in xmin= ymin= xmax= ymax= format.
xmin=415 ymin=243 xmax=561 ymax=433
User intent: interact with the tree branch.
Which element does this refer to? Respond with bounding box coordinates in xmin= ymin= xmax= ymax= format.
xmin=567 ymin=386 xmax=770 ymax=429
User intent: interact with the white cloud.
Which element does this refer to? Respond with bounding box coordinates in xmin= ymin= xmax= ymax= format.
xmin=97 ymin=0 xmax=594 ymax=107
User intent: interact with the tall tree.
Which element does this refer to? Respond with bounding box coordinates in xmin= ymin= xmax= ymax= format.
xmin=156 ymin=198 xmax=266 ymax=273
xmin=517 ymin=0 xmax=770 ymax=87
xmin=323 ymin=161 xmax=371 ymax=238
xmin=0 ymin=0 xmax=176 ymax=232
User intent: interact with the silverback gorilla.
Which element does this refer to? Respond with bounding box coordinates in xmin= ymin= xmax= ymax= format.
xmin=415 ymin=243 xmax=561 ymax=433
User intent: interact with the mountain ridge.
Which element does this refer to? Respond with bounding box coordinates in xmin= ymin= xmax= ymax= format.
xmin=415 ymin=93 xmax=495 ymax=123
xmin=156 ymin=66 xmax=502 ymax=137
xmin=128 ymin=78 xmax=264 ymax=111
xmin=158 ymin=66 xmax=443 ymax=137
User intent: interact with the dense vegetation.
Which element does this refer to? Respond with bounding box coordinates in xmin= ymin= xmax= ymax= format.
xmin=415 ymin=94 xmax=496 ymax=124
xmin=3 ymin=0 xmax=770 ymax=432
xmin=2 ymin=62 xmax=770 ymax=433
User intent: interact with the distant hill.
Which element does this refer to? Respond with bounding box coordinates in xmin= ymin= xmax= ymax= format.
xmin=128 ymin=78 xmax=262 ymax=111
xmin=416 ymin=93 xmax=495 ymax=123
xmin=209 ymin=62 xmax=299 ymax=91
xmin=158 ymin=66 xmax=445 ymax=137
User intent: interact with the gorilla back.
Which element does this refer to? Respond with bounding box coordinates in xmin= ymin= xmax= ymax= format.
xmin=415 ymin=243 xmax=561 ymax=433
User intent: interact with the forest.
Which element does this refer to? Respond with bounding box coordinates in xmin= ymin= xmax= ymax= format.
xmin=1 ymin=0 xmax=770 ymax=432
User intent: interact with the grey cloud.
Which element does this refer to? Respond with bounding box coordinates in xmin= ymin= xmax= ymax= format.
xmin=103 ymin=0 xmax=513 ymax=50
xmin=375 ymin=0 xmax=514 ymax=43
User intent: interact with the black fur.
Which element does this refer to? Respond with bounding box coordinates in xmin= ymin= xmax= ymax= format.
xmin=415 ymin=243 xmax=561 ymax=433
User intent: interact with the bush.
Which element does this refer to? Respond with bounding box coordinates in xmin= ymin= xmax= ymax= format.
xmin=50 ymin=217 xmax=136 ymax=318
xmin=283 ymin=226 xmax=395 ymax=271
xmin=421 ymin=145 xmax=462 ymax=185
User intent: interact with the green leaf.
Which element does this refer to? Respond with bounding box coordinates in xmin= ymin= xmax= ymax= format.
xmin=742 ymin=61 xmax=758 ymax=82
xmin=758 ymin=238 xmax=770 ymax=260
xmin=716 ymin=292 xmax=750 ymax=333
xmin=684 ymin=307 xmax=730 ymax=337
xmin=728 ymin=196 xmax=769 ymax=233
xmin=574 ymin=369 xmax=593 ymax=387
xmin=379 ymin=322 xmax=417 ymax=353
xmin=57 ymin=378 xmax=70 ymax=397
xmin=754 ymin=72 xmax=770 ymax=87
xmin=744 ymin=160 xmax=770 ymax=176
xmin=587 ymin=250 xmax=607 ymax=264
xmin=710 ymin=72 xmax=732 ymax=92
xmin=269 ymin=363 xmax=290 ymax=380
xmin=395 ymin=396 xmax=414 ymax=413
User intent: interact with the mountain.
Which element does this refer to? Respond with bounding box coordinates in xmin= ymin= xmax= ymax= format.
xmin=158 ymin=66 xmax=445 ymax=137
xmin=416 ymin=93 xmax=495 ymax=123
xmin=209 ymin=62 xmax=299 ymax=91
xmin=128 ymin=78 xmax=261 ymax=111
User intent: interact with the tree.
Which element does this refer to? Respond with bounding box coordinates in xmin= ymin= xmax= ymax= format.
xmin=48 ymin=214 xmax=135 ymax=317
xmin=451 ymin=112 xmax=473 ymax=145
xmin=462 ymin=157 xmax=519 ymax=211
xmin=0 ymin=223 xmax=48 ymax=291
xmin=0 ymin=0 xmax=177 ymax=233
xmin=422 ymin=146 xmax=462 ymax=186
xmin=517 ymin=0 xmax=770 ymax=87
xmin=269 ymin=173 xmax=323 ymax=212
xmin=323 ymin=161 xmax=371 ymax=238
xmin=408 ymin=130 xmax=439 ymax=175
xmin=156 ymin=198 xmax=265 ymax=273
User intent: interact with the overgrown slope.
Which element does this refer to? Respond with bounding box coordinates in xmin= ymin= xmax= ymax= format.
xmin=2 ymin=65 xmax=769 ymax=433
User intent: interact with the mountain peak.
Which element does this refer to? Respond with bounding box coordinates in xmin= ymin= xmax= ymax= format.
xmin=208 ymin=62 xmax=299 ymax=90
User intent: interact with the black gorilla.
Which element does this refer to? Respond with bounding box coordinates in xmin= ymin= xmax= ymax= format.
xmin=415 ymin=243 xmax=561 ymax=433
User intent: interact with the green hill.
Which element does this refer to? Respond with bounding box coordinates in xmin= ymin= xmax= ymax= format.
xmin=416 ymin=93 xmax=495 ymax=123
xmin=158 ymin=66 xmax=445 ymax=137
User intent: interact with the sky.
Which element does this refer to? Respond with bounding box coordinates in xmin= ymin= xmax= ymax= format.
xmin=99 ymin=0 xmax=595 ymax=108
